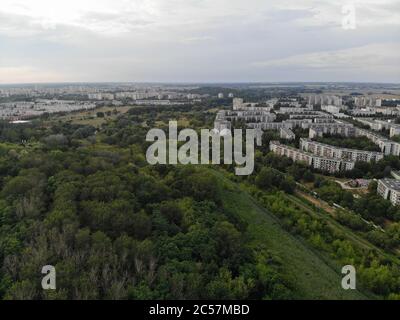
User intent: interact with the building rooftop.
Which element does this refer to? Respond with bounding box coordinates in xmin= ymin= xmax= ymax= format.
xmin=380 ymin=179 xmax=400 ymax=191
xmin=300 ymin=138 xmax=383 ymax=156
xmin=270 ymin=141 xmax=348 ymax=162
xmin=280 ymin=127 xmax=295 ymax=134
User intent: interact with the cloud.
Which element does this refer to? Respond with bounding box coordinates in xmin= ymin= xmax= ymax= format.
xmin=0 ymin=67 xmax=67 ymax=84
xmin=0 ymin=0 xmax=398 ymax=83
xmin=1 ymin=0 xmax=399 ymax=37
xmin=252 ymin=43 xmax=400 ymax=70
xmin=0 ymin=0 xmax=159 ymax=36
xmin=179 ymin=36 xmax=215 ymax=44
xmin=268 ymin=0 xmax=400 ymax=28
xmin=250 ymin=43 xmax=400 ymax=82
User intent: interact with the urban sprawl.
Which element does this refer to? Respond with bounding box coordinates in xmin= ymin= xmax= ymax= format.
xmin=2 ymin=84 xmax=400 ymax=207
xmin=214 ymin=95 xmax=400 ymax=206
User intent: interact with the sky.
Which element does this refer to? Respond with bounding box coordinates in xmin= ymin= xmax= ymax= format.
xmin=0 ymin=0 xmax=399 ymax=84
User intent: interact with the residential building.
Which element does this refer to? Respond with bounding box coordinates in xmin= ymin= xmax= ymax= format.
xmin=299 ymin=138 xmax=384 ymax=162
xmin=355 ymin=128 xmax=400 ymax=156
xmin=390 ymin=126 xmax=400 ymax=138
xmin=308 ymin=123 xmax=356 ymax=139
xmin=377 ymin=179 xmax=400 ymax=206
xmin=307 ymin=95 xmax=343 ymax=107
xmin=321 ymin=105 xmax=341 ymax=114
xmin=280 ymin=128 xmax=296 ymax=140
xmin=269 ymin=141 xmax=355 ymax=173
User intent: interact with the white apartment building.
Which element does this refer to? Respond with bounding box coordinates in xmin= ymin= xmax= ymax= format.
xmin=214 ymin=119 xmax=231 ymax=132
xmin=308 ymin=124 xmax=356 ymax=139
xmin=215 ymin=99 xmax=278 ymax=131
xmin=0 ymin=100 xmax=95 ymax=120
xmin=280 ymin=128 xmax=296 ymax=140
xmin=321 ymin=105 xmax=341 ymax=114
xmin=355 ymin=118 xmax=382 ymax=131
xmin=248 ymin=119 xmax=312 ymax=131
xmin=355 ymin=118 xmax=400 ymax=138
xmin=232 ymin=98 xmax=272 ymax=111
xmin=270 ymin=141 xmax=313 ymax=166
xmin=334 ymin=113 xmax=351 ymax=119
xmin=233 ymin=98 xmax=244 ymax=110
xmin=314 ymin=118 xmax=336 ymax=123
xmin=269 ymin=141 xmax=355 ymax=173
xmin=248 ymin=122 xmax=287 ymax=130
xmin=116 ymin=92 xmax=162 ymax=100
xmin=390 ymin=126 xmax=400 ymax=138
xmin=354 ymin=97 xmax=381 ymax=108
xmin=289 ymin=112 xmax=333 ymax=119
xmin=275 ymin=106 xmax=313 ymax=114
xmin=299 ymin=138 xmax=384 ymax=163
xmin=307 ymin=95 xmax=343 ymax=107
xmin=305 ymin=122 xmax=400 ymax=156
xmin=286 ymin=119 xmax=313 ymax=129
xmin=355 ymin=128 xmax=400 ymax=156
xmin=377 ymin=179 xmax=400 ymax=206
xmin=350 ymin=108 xmax=376 ymax=116
xmin=88 ymin=93 xmax=115 ymax=100
xmin=312 ymin=156 xmax=342 ymax=173
xmin=375 ymin=107 xmax=400 ymax=116
xmin=224 ymin=110 xmax=276 ymax=122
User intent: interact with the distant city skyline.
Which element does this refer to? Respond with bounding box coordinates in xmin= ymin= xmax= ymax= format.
xmin=1 ymin=81 xmax=400 ymax=87
xmin=0 ymin=0 xmax=399 ymax=84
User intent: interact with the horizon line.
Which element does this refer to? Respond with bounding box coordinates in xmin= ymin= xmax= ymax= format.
xmin=1 ymin=80 xmax=400 ymax=86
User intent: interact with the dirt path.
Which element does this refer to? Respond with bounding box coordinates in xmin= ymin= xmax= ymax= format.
xmin=295 ymin=190 xmax=336 ymax=216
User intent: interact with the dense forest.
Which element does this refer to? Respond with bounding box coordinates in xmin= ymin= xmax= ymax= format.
xmin=0 ymin=105 xmax=295 ymax=299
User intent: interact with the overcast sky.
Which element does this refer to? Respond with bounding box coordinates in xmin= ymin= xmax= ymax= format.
xmin=0 ymin=0 xmax=399 ymax=84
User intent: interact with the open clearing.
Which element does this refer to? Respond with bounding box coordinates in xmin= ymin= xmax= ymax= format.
xmin=213 ymin=170 xmax=368 ymax=299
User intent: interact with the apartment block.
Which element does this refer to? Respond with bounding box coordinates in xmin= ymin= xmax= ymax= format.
xmin=390 ymin=126 xmax=400 ymax=138
xmin=280 ymin=128 xmax=296 ymax=140
xmin=224 ymin=110 xmax=276 ymax=122
xmin=299 ymin=138 xmax=384 ymax=162
xmin=354 ymin=97 xmax=381 ymax=108
xmin=321 ymin=105 xmax=341 ymax=114
xmin=377 ymin=179 xmax=400 ymax=206
xmin=248 ymin=122 xmax=287 ymax=130
xmin=269 ymin=141 xmax=355 ymax=173
xmin=307 ymin=95 xmax=343 ymax=107
xmin=308 ymin=123 xmax=356 ymax=139
xmin=275 ymin=106 xmax=314 ymax=114
xmin=269 ymin=141 xmax=313 ymax=166
xmin=355 ymin=128 xmax=400 ymax=156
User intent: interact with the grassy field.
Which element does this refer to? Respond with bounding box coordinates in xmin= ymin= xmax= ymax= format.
xmin=213 ymin=170 xmax=369 ymax=299
xmin=46 ymin=106 xmax=133 ymax=127
xmin=155 ymin=117 xmax=191 ymax=127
